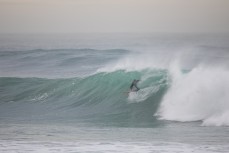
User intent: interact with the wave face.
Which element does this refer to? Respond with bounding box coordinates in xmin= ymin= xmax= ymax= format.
xmin=0 ymin=70 xmax=168 ymax=126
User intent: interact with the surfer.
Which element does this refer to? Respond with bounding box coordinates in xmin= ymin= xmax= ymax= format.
xmin=130 ymin=79 xmax=140 ymax=92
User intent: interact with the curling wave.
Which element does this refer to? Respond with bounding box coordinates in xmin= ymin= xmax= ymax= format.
xmin=0 ymin=69 xmax=168 ymax=126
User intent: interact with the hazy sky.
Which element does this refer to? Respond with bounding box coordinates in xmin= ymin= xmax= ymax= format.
xmin=0 ymin=0 xmax=229 ymax=33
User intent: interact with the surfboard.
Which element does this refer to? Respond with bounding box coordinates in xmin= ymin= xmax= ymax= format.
xmin=123 ymin=89 xmax=140 ymax=95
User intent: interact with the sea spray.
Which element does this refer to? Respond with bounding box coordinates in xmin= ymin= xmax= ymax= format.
xmin=156 ymin=64 xmax=229 ymax=126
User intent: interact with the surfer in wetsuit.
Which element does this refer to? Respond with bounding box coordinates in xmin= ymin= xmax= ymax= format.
xmin=130 ymin=79 xmax=140 ymax=92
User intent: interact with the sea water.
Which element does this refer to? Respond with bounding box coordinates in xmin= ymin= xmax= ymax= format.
xmin=0 ymin=33 xmax=229 ymax=152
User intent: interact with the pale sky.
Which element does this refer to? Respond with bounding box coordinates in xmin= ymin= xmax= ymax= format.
xmin=0 ymin=0 xmax=229 ymax=33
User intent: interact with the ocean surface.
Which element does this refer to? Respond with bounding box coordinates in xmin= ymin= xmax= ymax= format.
xmin=0 ymin=33 xmax=229 ymax=153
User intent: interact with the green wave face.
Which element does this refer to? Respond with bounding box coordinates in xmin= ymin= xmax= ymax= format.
xmin=0 ymin=69 xmax=169 ymax=126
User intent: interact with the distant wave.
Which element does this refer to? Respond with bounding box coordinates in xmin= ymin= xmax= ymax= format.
xmin=0 ymin=48 xmax=129 ymax=78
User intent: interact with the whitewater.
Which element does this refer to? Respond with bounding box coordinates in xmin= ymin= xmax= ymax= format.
xmin=0 ymin=33 xmax=229 ymax=153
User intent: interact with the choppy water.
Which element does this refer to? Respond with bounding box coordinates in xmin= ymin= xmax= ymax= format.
xmin=0 ymin=33 xmax=229 ymax=152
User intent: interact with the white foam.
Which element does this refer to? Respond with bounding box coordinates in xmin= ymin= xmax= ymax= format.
xmin=0 ymin=140 xmax=222 ymax=153
xmin=156 ymin=63 xmax=229 ymax=126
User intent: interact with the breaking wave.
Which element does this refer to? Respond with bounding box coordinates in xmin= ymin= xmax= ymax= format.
xmin=1 ymin=47 xmax=229 ymax=127
xmin=156 ymin=63 xmax=229 ymax=126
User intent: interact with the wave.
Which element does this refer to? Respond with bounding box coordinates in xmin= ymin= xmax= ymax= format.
xmin=1 ymin=64 xmax=229 ymax=126
xmin=1 ymin=47 xmax=229 ymax=127
xmin=0 ymin=69 xmax=168 ymax=126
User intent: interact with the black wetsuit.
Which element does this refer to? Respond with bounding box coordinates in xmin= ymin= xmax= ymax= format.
xmin=130 ymin=80 xmax=140 ymax=91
